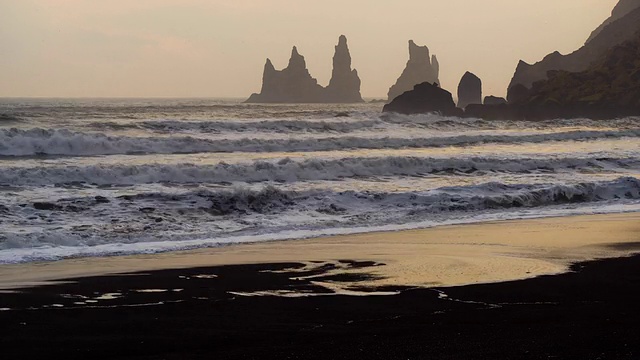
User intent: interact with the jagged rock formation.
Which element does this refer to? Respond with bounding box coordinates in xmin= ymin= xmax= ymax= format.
xmin=246 ymin=47 xmax=324 ymax=103
xmin=586 ymin=0 xmax=640 ymax=44
xmin=324 ymin=35 xmax=363 ymax=103
xmin=383 ymin=82 xmax=462 ymax=116
xmin=507 ymin=4 xmax=640 ymax=94
xmin=466 ymin=32 xmax=640 ymax=120
xmin=387 ymin=41 xmax=440 ymax=101
xmin=457 ymin=72 xmax=482 ymax=108
xmin=483 ymin=96 xmax=507 ymax=105
xmin=246 ymin=36 xmax=363 ymax=103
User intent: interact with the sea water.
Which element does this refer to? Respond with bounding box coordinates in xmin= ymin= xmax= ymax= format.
xmin=0 ymin=98 xmax=639 ymax=263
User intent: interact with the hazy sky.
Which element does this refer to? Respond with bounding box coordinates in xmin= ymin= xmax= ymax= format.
xmin=0 ymin=0 xmax=618 ymax=98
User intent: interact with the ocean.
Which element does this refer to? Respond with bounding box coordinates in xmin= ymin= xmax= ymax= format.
xmin=0 ymin=98 xmax=639 ymax=264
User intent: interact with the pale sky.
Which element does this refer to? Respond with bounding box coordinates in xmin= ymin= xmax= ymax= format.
xmin=0 ymin=0 xmax=619 ymax=98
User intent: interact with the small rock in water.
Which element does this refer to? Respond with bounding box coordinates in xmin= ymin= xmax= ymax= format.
xmin=139 ymin=207 xmax=156 ymax=213
xmin=64 ymin=205 xmax=83 ymax=212
xmin=317 ymin=203 xmax=347 ymax=214
xmin=95 ymin=196 xmax=110 ymax=204
xmin=33 ymin=202 xmax=62 ymax=211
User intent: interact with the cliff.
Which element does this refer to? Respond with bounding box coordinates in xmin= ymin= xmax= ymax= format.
xmin=520 ymin=32 xmax=640 ymax=109
xmin=387 ymin=40 xmax=440 ymax=101
xmin=586 ymin=0 xmax=640 ymax=44
xmin=507 ymin=4 xmax=640 ymax=98
xmin=246 ymin=36 xmax=363 ymax=103
xmin=467 ymin=31 xmax=640 ymax=120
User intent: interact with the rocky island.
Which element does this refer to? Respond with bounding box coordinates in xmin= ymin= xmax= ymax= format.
xmin=246 ymin=35 xmax=363 ymax=103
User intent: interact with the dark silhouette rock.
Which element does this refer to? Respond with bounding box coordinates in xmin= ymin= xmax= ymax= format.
xmin=457 ymin=72 xmax=482 ymax=108
xmin=246 ymin=36 xmax=363 ymax=103
xmin=325 ymin=35 xmax=364 ymax=103
xmin=383 ymin=82 xmax=462 ymax=116
xmin=586 ymin=0 xmax=640 ymax=44
xmin=507 ymin=5 xmax=640 ymax=93
xmin=388 ymin=41 xmax=440 ymax=101
xmin=483 ymin=96 xmax=507 ymax=105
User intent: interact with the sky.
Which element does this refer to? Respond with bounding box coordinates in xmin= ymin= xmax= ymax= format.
xmin=0 ymin=0 xmax=619 ymax=98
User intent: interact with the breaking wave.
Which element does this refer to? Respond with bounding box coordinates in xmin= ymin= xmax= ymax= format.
xmin=90 ymin=119 xmax=382 ymax=134
xmin=1 ymin=156 xmax=638 ymax=186
xmin=116 ymin=176 xmax=640 ymax=214
xmin=1 ymin=177 xmax=639 ymax=263
xmin=2 ymin=127 xmax=640 ymax=156
xmin=0 ymin=113 xmax=23 ymax=123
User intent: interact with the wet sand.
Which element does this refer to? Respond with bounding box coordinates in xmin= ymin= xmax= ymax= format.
xmin=1 ymin=212 xmax=640 ymax=291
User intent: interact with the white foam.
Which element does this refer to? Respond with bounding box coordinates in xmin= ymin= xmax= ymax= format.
xmin=0 ymin=155 xmax=637 ymax=186
xmin=2 ymin=127 xmax=640 ymax=157
xmin=0 ymin=177 xmax=638 ymax=264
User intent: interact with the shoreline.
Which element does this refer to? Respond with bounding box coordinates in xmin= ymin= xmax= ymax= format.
xmin=1 ymin=211 xmax=639 ymax=291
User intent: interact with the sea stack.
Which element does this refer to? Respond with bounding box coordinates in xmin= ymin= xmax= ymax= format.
xmin=246 ymin=36 xmax=363 ymax=103
xmin=387 ymin=40 xmax=440 ymax=102
xmin=325 ymin=35 xmax=364 ymax=103
xmin=457 ymin=72 xmax=482 ymax=109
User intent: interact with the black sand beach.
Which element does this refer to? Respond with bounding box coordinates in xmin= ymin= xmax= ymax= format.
xmin=2 ymin=252 xmax=640 ymax=359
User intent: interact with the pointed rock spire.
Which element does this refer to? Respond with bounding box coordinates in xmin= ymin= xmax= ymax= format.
xmin=431 ymin=55 xmax=440 ymax=79
xmin=408 ymin=40 xmax=430 ymax=64
xmin=288 ymin=46 xmax=307 ymax=70
xmin=326 ymin=35 xmax=364 ymax=103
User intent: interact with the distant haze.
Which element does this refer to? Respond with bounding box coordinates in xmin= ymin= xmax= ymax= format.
xmin=0 ymin=0 xmax=618 ymax=98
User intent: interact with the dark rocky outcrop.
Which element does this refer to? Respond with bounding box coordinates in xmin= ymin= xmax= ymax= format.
xmin=483 ymin=96 xmax=507 ymax=105
xmin=388 ymin=41 xmax=440 ymax=101
xmin=457 ymin=72 xmax=482 ymax=108
xmin=246 ymin=36 xmax=363 ymax=103
xmin=382 ymin=82 xmax=462 ymax=116
xmin=507 ymin=4 xmax=640 ymax=93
